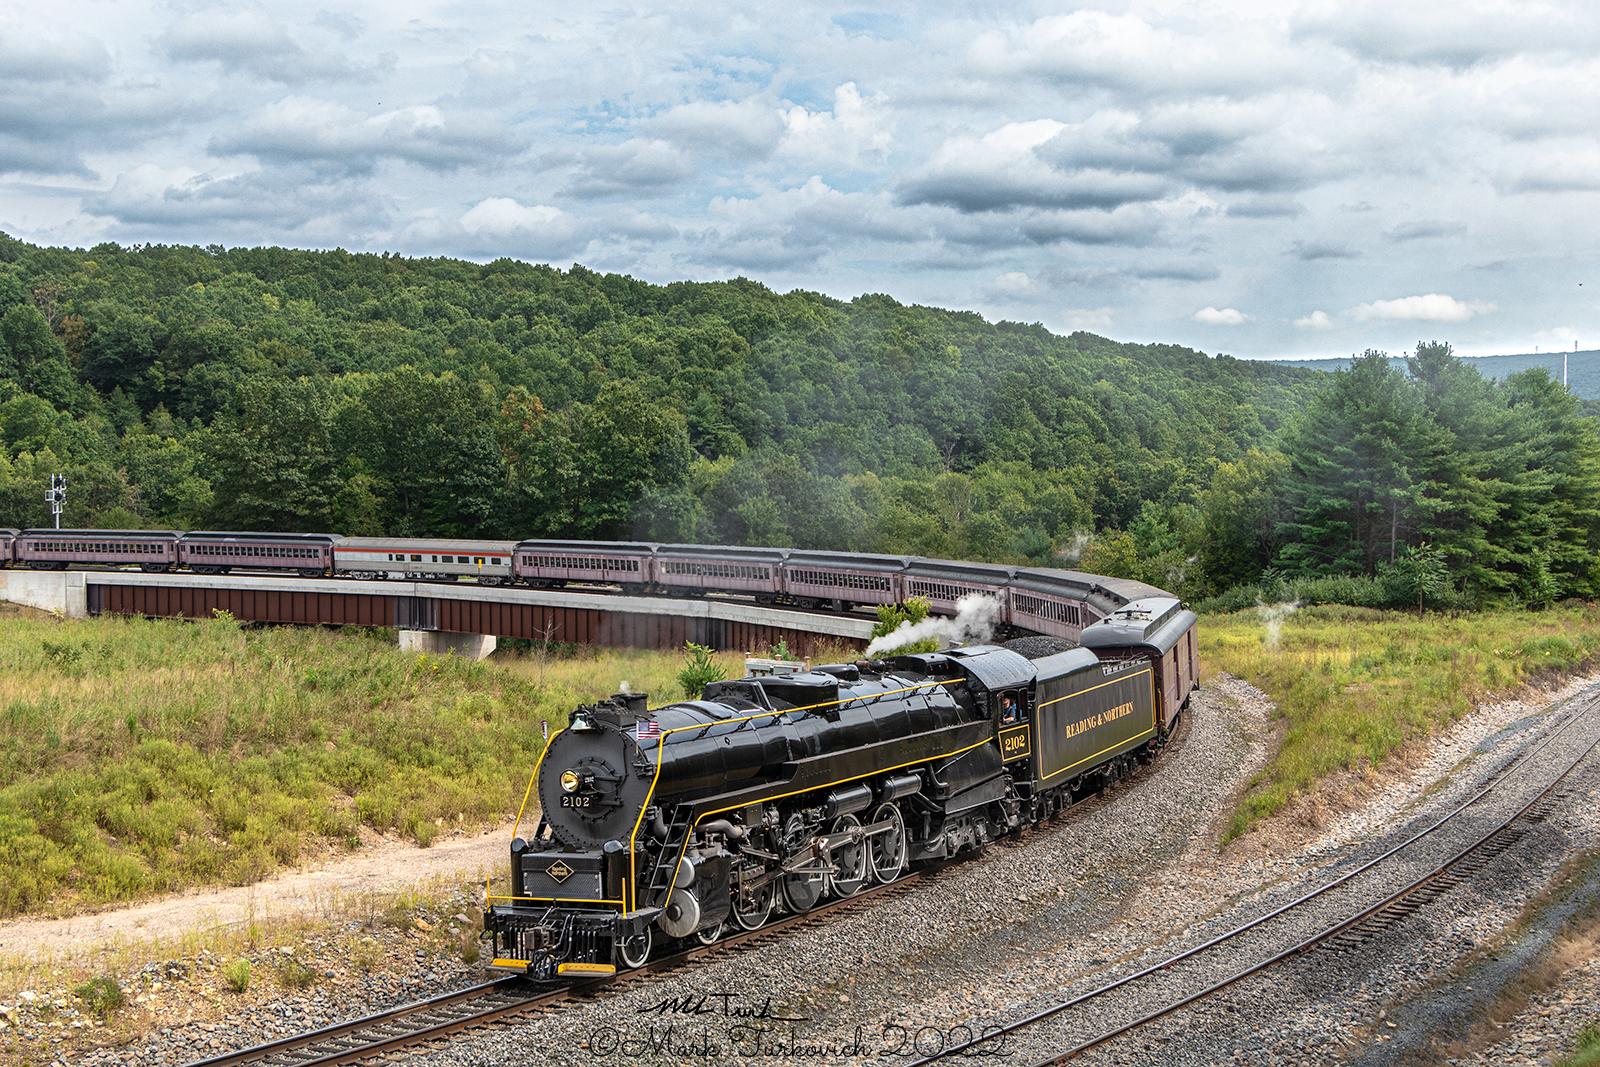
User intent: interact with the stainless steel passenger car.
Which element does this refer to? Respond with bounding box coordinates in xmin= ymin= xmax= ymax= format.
xmin=336 ymin=537 xmax=516 ymax=584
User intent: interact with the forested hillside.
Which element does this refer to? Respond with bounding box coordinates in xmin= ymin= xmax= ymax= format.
xmin=0 ymin=233 xmax=1595 ymax=609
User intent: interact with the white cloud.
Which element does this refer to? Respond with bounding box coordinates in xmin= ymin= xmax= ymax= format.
xmin=460 ymin=198 xmax=570 ymax=238
xmin=402 ymin=197 xmax=592 ymax=260
xmin=1061 ymin=307 xmax=1116 ymax=332
xmin=159 ymin=10 xmax=393 ymax=84
xmin=647 ymin=98 xmax=785 ymax=159
xmin=1352 ymin=294 xmax=1496 ymax=322
xmin=1388 ymin=219 xmax=1467 ymax=241
xmin=1295 ymin=310 xmax=1336 ymax=330
xmin=214 ymin=97 xmax=519 ymax=174
xmin=562 ymin=139 xmax=697 ymax=199
xmin=990 ymin=271 xmax=1045 ymax=298
xmin=900 ymin=119 xmax=1175 ymax=213
xmin=694 ymin=176 xmax=925 ymax=270
xmin=777 ymin=83 xmax=894 ymax=168
xmin=1292 ymin=0 xmax=1600 ymax=68
xmin=1194 ymin=306 xmax=1253 ymax=326
xmin=82 ymin=162 xmax=386 ymax=236
xmin=966 ymin=10 xmax=1319 ymax=98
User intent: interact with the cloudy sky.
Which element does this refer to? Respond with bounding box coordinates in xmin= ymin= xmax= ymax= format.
xmin=3 ymin=0 xmax=1598 ymax=360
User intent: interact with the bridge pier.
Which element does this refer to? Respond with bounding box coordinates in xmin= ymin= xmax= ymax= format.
xmin=398 ymin=629 xmax=498 ymax=661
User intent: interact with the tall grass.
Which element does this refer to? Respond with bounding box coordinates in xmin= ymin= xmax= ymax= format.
xmin=1203 ymin=602 xmax=1600 ymax=841
xmin=0 ymin=610 xmax=747 ymax=917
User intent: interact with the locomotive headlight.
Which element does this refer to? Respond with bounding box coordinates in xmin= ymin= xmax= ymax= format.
xmin=559 ymin=769 xmax=582 ymax=793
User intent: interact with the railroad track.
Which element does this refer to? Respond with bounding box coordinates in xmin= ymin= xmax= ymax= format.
xmin=181 ymin=862 xmax=967 ymax=1067
xmin=185 ymin=711 xmax=1189 ymax=1067
xmin=906 ymin=692 xmax=1600 ymax=1066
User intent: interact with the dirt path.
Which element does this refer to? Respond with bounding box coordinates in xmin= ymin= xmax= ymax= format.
xmin=0 ymin=828 xmax=511 ymax=962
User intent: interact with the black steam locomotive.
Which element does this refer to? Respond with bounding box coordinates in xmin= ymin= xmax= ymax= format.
xmin=485 ymin=597 xmax=1199 ymax=977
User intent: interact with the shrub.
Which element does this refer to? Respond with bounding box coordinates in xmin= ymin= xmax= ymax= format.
xmin=275 ymin=953 xmax=316 ymax=990
xmin=352 ymin=936 xmax=383 ymax=972
xmin=223 ymin=958 xmax=251 ymax=993
xmin=74 ymin=976 xmax=125 ymax=1018
xmin=869 ymin=597 xmax=939 ymax=655
xmin=676 ymin=642 xmax=727 ymax=699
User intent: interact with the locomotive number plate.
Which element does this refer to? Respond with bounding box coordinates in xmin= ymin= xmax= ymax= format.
xmin=999 ymin=724 xmax=1031 ymax=761
xmin=559 ymin=795 xmax=594 ymax=808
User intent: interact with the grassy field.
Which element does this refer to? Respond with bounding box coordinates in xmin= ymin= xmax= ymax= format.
xmin=12 ymin=596 xmax=1599 ymax=920
xmin=1202 ymin=602 xmax=1600 ymax=840
xmin=0 ymin=605 xmax=764 ymax=918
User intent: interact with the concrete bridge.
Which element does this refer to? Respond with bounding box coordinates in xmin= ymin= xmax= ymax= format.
xmin=0 ymin=569 xmax=874 ymax=660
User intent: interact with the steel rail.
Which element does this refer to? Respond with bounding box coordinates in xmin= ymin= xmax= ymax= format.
xmin=907 ymin=692 xmax=1600 ymax=1066
xmin=186 ymin=713 xmax=1189 ymax=1067
xmin=183 ymin=854 xmax=971 ymax=1067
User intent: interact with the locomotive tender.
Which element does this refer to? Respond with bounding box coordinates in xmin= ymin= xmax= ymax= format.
xmin=485 ymin=596 xmax=1199 ymax=977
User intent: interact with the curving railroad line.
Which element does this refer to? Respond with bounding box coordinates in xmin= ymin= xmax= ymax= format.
xmin=904 ymin=692 xmax=1600 ymax=1066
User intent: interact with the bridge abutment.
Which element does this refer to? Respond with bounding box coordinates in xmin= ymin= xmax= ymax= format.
xmin=0 ymin=571 xmax=88 ymax=618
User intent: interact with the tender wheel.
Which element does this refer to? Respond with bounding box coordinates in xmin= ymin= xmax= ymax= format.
xmin=826 ymin=813 xmax=868 ymax=898
xmin=732 ymin=873 xmax=774 ymax=930
xmin=617 ymin=926 xmax=652 ymax=969
xmin=868 ymin=802 xmax=907 ymax=884
xmin=694 ymin=921 xmax=724 ymax=945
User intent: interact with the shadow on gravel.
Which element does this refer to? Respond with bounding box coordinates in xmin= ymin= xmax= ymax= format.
xmin=1347 ymin=853 xmax=1600 ymax=1066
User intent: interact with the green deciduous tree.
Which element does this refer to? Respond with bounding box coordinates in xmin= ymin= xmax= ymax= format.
xmin=0 ymin=305 xmax=76 ymax=411
xmin=1200 ymin=448 xmax=1290 ymax=590
xmin=200 ymin=378 xmax=338 ymax=531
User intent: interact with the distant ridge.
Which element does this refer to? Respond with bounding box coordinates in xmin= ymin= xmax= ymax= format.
xmin=1266 ymin=349 xmax=1600 ymax=399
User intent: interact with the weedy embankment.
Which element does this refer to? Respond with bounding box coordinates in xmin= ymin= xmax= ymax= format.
xmin=1202 ymin=602 xmax=1600 ymax=841
xmin=0 ymin=608 xmax=742 ymax=918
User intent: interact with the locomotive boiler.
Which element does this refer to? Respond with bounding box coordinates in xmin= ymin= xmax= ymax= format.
xmin=485 ymin=597 xmax=1197 ymax=978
